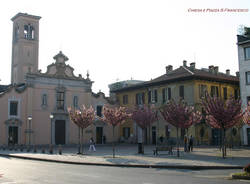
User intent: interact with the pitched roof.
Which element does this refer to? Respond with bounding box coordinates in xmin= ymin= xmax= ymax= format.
xmin=111 ymin=66 xmax=239 ymax=92
xmin=237 ymin=35 xmax=250 ymax=45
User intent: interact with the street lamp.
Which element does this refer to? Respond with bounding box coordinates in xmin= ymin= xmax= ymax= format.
xmin=49 ymin=114 xmax=54 ymax=154
xmin=28 ymin=116 xmax=32 ymax=147
xmin=49 ymin=114 xmax=54 ymax=145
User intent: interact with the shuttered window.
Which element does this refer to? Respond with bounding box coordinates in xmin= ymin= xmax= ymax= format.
xmin=179 ymin=85 xmax=184 ymax=99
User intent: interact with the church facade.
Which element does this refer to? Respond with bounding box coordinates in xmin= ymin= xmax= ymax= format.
xmin=0 ymin=13 xmax=116 ymax=146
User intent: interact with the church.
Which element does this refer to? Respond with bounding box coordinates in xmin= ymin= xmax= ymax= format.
xmin=0 ymin=13 xmax=116 ymax=146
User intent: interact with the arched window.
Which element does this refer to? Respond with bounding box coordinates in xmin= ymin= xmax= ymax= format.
xmin=14 ymin=25 xmax=19 ymax=41
xmin=24 ymin=24 xmax=35 ymax=40
xmin=42 ymin=94 xmax=47 ymax=106
xmin=24 ymin=25 xmax=28 ymax=39
xmin=31 ymin=26 xmax=35 ymax=39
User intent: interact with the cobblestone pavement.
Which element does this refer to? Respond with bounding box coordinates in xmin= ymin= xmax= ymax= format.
xmin=0 ymin=144 xmax=249 ymax=167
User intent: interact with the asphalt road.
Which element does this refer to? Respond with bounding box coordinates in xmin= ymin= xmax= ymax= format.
xmin=0 ymin=156 xmax=246 ymax=184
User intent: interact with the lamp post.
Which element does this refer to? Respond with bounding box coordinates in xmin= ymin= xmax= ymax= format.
xmin=49 ymin=114 xmax=54 ymax=154
xmin=49 ymin=114 xmax=54 ymax=144
xmin=28 ymin=116 xmax=32 ymax=150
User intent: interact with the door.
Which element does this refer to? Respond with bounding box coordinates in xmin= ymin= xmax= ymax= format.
xmin=247 ymin=128 xmax=250 ymax=145
xmin=96 ymin=127 xmax=103 ymax=144
xmin=212 ymin=129 xmax=222 ymax=146
xmin=152 ymin=126 xmax=156 ymax=144
xmin=123 ymin=127 xmax=130 ymax=140
xmin=8 ymin=126 xmax=18 ymax=145
xmin=55 ymin=120 xmax=66 ymax=145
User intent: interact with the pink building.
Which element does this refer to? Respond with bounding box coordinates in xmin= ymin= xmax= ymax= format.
xmin=0 ymin=13 xmax=117 ymax=146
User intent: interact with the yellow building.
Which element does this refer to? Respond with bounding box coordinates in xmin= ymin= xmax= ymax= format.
xmin=110 ymin=61 xmax=240 ymax=146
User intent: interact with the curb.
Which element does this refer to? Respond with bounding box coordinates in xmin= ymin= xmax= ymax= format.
xmin=0 ymin=154 xmax=243 ymax=170
xmin=232 ymin=174 xmax=250 ymax=180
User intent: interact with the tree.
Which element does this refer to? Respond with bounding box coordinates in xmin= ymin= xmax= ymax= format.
xmin=243 ymin=103 xmax=250 ymax=126
xmin=68 ymin=105 xmax=95 ymax=154
xmin=202 ymin=95 xmax=242 ymax=158
xmin=131 ymin=105 xmax=157 ymax=154
xmin=159 ymin=100 xmax=201 ymax=157
xmin=102 ymin=106 xmax=131 ymax=158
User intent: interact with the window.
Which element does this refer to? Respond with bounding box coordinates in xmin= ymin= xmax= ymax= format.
xmin=123 ymin=95 xmax=128 ymax=105
xmin=162 ymin=88 xmax=166 ymax=103
xmin=247 ymin=96 xmax=250 ymax=105
xmin=246 ymin=72 xmax=250 ymax=85
xmin=24 ymin=25 xmax=28 ymax=39
xmin=42 ymin=94 xmax=47 ymax=106
xmin=73 ymin=96 xmax=78 ymax=108
xmin=162 ymin=88 xmax=171 ymax=103
xmin=167 ymin=88 xmax=171 ymax=101
xmin=136 ymin=93 xmax=145 ymax=105
xmin=10 ymin=101 xmax=18 ymax=116
xmin=245 ymin=47 xmax=250 ymax=60
xmin=211 ymin=86 xmax=219 ymax=97
xmin=123 ymin=127 xmax=130 ymax=139
xmin=56 ymin=91 xmax=64 ymax=110
xmin=97 ymin=105 xmax=103 ymax=117
xmin=148 ymin=89 xmax=158 ymax=103
xmin=179 ymin=85 xmax=184 ymax=99
xmin=223 ymin=87 xmax=227 ymax=100
xmin=199 ymin=84 xmax=207 ymax=98
xmin=24 ymin=24 xmax=35 ymax=40
xmin=14 ymin=25 xmax=19 ymax=42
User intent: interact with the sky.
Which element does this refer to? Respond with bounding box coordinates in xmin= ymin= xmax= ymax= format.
xmin=0 ymin=0 xmax=249 ymax=96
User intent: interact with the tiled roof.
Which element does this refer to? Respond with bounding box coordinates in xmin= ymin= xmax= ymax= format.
xmin=111 ymin=66 xmax=239 ymax=92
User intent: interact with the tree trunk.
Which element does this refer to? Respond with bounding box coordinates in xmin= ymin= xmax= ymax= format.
xmin=78 ymin=126 xmax=81 ymax=154
xmin=81 ymin=128 xmax=84 ymax=154
xmin=176 ymin=127 xmax=180 ymax=157
xmin=142 ymin=128 xmax=144 ymax=154
xmin=222 ymin=128 xmax=225 ymax=159
xmin=112 ymin=126 xmax=115 ymax=158
xmin=224 ymin=128 xmax=227 ymax=157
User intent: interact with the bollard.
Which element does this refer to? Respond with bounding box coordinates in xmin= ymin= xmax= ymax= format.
xmin=58 ymin=145 xmax=62 ymax=155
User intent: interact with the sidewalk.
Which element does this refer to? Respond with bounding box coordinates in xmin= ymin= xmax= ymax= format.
xmin=0 ymin=144 xmax=249 ymax=169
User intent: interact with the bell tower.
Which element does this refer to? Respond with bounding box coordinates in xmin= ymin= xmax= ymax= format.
xmin=11 ymin=13 xmax=41 ymax=84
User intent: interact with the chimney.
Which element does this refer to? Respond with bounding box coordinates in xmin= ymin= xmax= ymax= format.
xmin=214 ymin=66 xmax=219 ymax=74
xmin=226 ymin=69 xmax=230 ymax=75
xmin=165 ymin=65 xmax=173 ymax=74
xmin=236 ymin=72 xmax=239 ymax=77
xmin=209 ymin=65 xmax=214 ymax=73
xmin=190 ymin=62 xmax=196 ymax=70
xmin=183 ymin=60 xmax=187 ymax=67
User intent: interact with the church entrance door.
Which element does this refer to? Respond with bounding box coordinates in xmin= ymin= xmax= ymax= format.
xmin=55 ymin=120 xmax=66 ymax=145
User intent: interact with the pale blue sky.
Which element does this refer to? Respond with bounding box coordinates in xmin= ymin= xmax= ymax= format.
xmin=0 ymin=0 xmax=249 ymax=95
